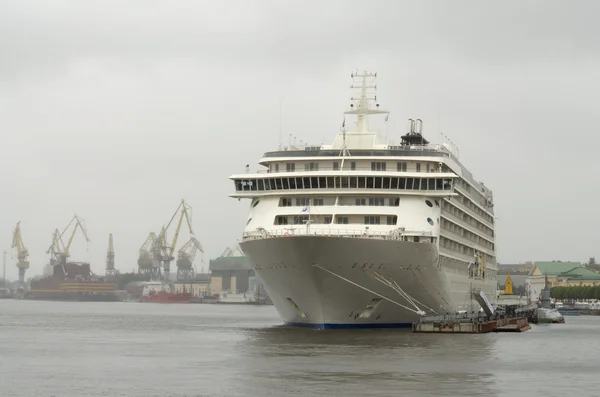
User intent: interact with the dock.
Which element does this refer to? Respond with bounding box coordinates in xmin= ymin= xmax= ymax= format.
xmin=413 ymin=314 xmax=530 ymax=334
xmin=412 ymin=288 xmax=530 ymax=334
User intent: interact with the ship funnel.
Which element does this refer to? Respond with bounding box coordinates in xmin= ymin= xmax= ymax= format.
xmin=407 ymin=118 xmax=415 ymax=134
xmin=416 ymin=119 xmax=423 ymax=134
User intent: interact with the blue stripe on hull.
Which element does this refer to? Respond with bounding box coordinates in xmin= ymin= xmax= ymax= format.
xmin=285 ymin=322 xmax=413 ymax=330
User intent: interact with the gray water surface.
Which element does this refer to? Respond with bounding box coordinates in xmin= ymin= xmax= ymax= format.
xmin=1 ymin=300 xmax=599 ymax=397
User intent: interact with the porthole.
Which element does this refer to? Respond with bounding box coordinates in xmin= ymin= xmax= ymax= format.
xmin=246 ymin=218 xmax=252 ymax=225
xmin=427 ymin=218 xmax=434 ymax=226
xmin=252 ymin=200 xmax=260 ymax=208
xmin=425 ymin=200 xmax=433 ymax=207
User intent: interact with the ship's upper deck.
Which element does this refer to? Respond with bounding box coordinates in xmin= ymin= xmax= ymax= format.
xmin=231 ymin=70 xmax=494 ymax=208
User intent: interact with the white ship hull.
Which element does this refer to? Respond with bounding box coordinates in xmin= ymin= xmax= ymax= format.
xmin=240 ymin=236 xmax=496 ymax=329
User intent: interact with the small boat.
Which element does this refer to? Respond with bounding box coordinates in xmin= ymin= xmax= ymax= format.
xmin=140 ymin=281 xmax=191 ymax=303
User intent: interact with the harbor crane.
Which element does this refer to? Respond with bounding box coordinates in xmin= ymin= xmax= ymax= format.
xmin=11 ymin=221 xmax=30 ymax=285
xmin=219 ymin=245 xmax=243 ymax=257
xmin=47 ymin=215 xmax=91 ymax=267
xmin=105 ymin=233 xmax=117 ymax=277
xmin=176 ymin=237 xmax=204 ymax=281
xmin=137 ymin=232 xmax=157 ymax=279
xmin=152 ymin=199 xmax=194 ymax=281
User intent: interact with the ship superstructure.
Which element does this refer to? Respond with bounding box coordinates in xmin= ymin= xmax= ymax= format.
xmin=229 ymin=71 xmax=497 ymax=328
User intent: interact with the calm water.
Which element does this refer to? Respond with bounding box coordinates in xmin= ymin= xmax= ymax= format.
xmin=1 ymin=300 xmax=599 ymax=397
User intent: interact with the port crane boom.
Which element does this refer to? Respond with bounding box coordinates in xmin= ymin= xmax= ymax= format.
xmin=47 ymin=215 xmax=91 ymax=267
xmin=176 ymin=237 xmax=204 ymax=281
xmin=154 ymin=199 xmax=194 ymax=281
xmin=138 ymin=232 xmax=157 ymax=278
xmin=12 ymin=221 xmax=30 ymax=286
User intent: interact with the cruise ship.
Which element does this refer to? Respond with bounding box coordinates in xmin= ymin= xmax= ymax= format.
xmin=229 ymin=71 xmax=497 ymax=329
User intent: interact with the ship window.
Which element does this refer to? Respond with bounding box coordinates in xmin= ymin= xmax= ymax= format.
xmin=420 ymin=179 xmax=427 ymax=190
xmin=252 ymin=200 xmax=260 ymax=208
xmin=397 ymin=162 xmax=407 ymax=172
xmin=305 ymin=162 xmax=319 ymax=171
xmin=414 ymin=236 xmax=420 ymax=243
xmin=391 ymin=177 xmax=399 ymax=189
xmin=340 ymin=177 xmax=349 ymax=188
xmin=286 ymin=163 xmax=295 ymax=172
xmin=406 ymin=178 xmax=413 ymax=190
xmin=337 ymin=216 xmax=349 ymax=224
xmin=358 ymin=177 xmax=366 ymax=188
xmin=412 ymin=178 xmax=421 ymax=190
xmin=388 ymin=198 xmax=400 ymax=206
xmin=295 ymin=177 xmax=303 ymax=189
xmin=364 ymin=216 xmax=380 ymax=225
xmin=257 ymin=179 xmax=265 ymax=190
xmin=294 ymin=216 xmax=309 ymax=225
xmin=275 ymin=216 xmax=288 ymax=225
xmin=416 ymin=163 xmax=421 ymax=172
xmin=383 ymin=177 xmax=391 ymax=189
xmin=324 ymin=216 xmax=332 ymax=224
xmin=288 ymin=178 xmax=297 ymax=189
xmin=356 ymin=198 xmax=366 ymax=206
xmin=374 ymin=177 xmax=382 ymax=189
xmin=443 ymin=179 xmax=452 ymax=190
xmin=366 ymin=177 xmax=374 ymax=189
xmin=302 ymin=177 xmax=311 ymax=189
xmin=351 ymin=161 xmax=356 ymax=170
xmin=282 ymin=178 xmax=289 ymax=189
xmin=326 ymin=177 xmax=334 ymax=189
xmin=280 ymin=198 xmax=293 ymax=207
xmin=436 ymin=179 xmax=443 ymax=190
xmin=387 ymin=216 xmax=397 ymax=225
xmin=425 ymin=200 xmax=433 ymax=207
xmin=427 ymin=218 xmax=434 ymax=226
xmin=275 ymin=164 xmax=279 ymax=172
xmin=368 ymin=198 xmax=384 ymax=206
xmin=296 ymin=198 xmax=308 ymax=206
xmin=275 ymin=178 xmax=283 ymax=190
xmin=371 ymin=161 xmax=386 ymax=171
xmin=398 ymin=178 xmax=406 ymax=189
xmin=428 ymin=179 xmax=435 ymax=190
xmin=264 ymin=179 xmax=271 ymax=190
xmin=318 ymin=177 xmax=326 ymax=189
xmin=333 ymin=161 xmax=339 ymax=170
xmin=313 ymin=198 xmax=324 ymax=206
xmin=349 ymin=176 xmax=358 ymax=188
xmin=246 ymin=218 xmax=252 ymax=225
xmin=312 ymin=177 xmax=320 ymax=188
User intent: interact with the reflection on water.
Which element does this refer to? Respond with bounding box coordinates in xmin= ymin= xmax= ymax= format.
xmin=1 ymin=300 xmax=599 ymax=397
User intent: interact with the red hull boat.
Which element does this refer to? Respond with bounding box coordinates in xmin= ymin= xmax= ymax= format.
xmin=141 ymin=290 xmax=192 ymax=303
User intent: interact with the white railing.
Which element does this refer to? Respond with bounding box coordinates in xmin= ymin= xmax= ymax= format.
xmin=255 ymin=167 xmax=447 ymax=174
xmin=242 ymin=227 xmax=434 ymax=242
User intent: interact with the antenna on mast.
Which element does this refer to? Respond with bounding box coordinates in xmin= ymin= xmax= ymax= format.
xmin=344 ymin=70 xmax=389 ymax=133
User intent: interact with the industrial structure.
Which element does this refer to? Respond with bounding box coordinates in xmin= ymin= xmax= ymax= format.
xmin=30 ymin=214 xmax=118 ymax=301
xmin=105 ymin=233 xmax=117 ymax=277
xmin=209 ymin=245 xmax=252 ymax=294
xmin=176 ymin=237 xmax=203 ymax=281
xmin=47 ymin=214 xmax=90 ymax=267
xmin=137 ymin=199 xmax=202 ymax=282
xmin=11 ymin=221 xmax=29 ymax=286
xmin=137 ymin=232 xmax=157 ymax=279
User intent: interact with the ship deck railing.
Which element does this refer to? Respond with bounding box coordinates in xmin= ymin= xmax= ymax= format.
xmin=242 ymin=228 xmax=433 ymax=242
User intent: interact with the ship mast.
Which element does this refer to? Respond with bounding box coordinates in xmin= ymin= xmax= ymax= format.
xmin=343 ymin=70 xmax=389 ymax=133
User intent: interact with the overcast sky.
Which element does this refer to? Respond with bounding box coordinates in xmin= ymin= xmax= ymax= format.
xmin=1 ymin=0 xmax=599 ymax=279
